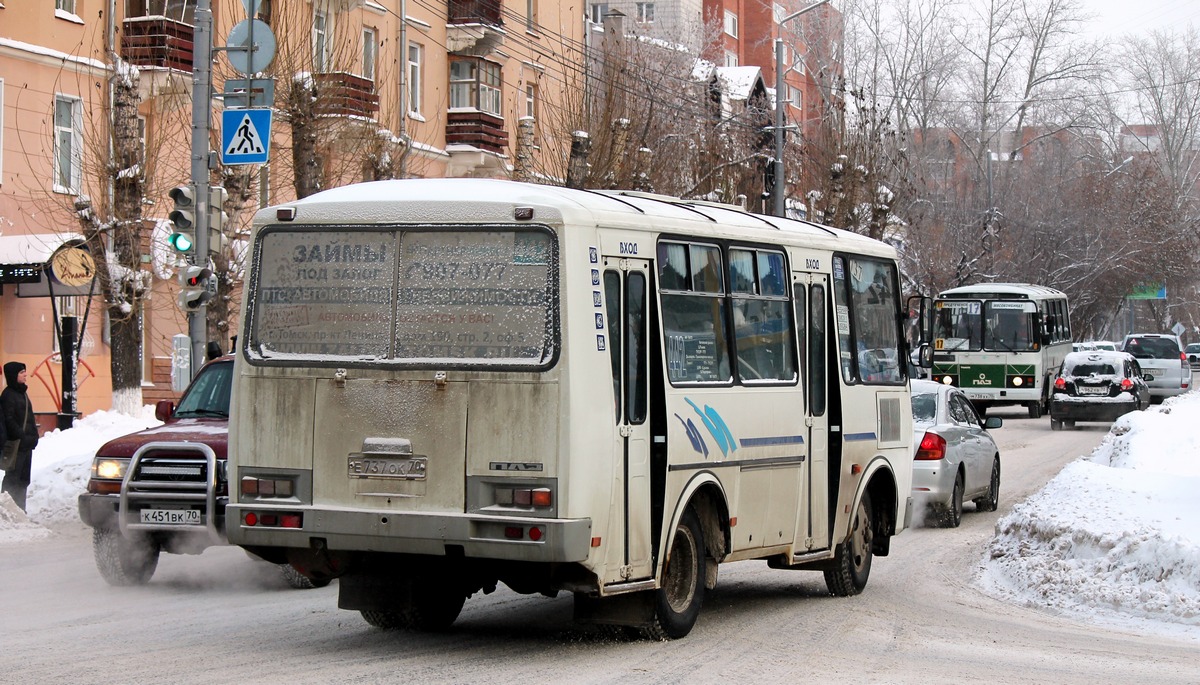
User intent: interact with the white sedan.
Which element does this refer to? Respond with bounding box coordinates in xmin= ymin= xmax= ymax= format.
xmin=910 ymin=379 xmax=1003 ymax=527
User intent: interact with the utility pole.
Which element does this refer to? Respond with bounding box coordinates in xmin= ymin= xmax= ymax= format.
xmin=188 ymin=0 xmax=213 ymax=377
xmin=771 ymin=0 xmax=831 ymax=218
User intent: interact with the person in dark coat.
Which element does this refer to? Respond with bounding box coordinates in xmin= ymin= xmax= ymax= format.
xmin=2 ymin=361 xmax=38 ymax=511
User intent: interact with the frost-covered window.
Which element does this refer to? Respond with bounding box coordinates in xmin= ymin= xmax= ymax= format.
xmin=53 ymin=94 xmax=82 ymax=194
xmin=407 ymin=43 xmax=423 ymax=115
xmin=636 ymin=2 xmax=654 ymax=23
xmin=248 ymin=228 xmax=558 ymax=369
xmin=313 ymin=10 xmax=330 ymax=72
xmin=724 ymin=10 xmax=738 ymax=37
xmin=450 ymin=58 xmax=502 ymax=115
xmin=362 ymin=27 xmax=377 ymax=81
xmin=724 ymin=51 xmax=738 ymax=67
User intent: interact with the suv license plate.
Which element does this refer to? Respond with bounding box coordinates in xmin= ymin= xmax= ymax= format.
xmin=140 ymin=508 xmax=201 ymax=525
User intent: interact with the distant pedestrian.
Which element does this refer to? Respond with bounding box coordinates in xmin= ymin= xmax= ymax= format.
xmin=2 ymin=362 xmax=39 ymax=511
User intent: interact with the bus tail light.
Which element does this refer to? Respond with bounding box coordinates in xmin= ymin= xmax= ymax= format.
xmin=915 ymin=432 xmax=946 ymax=461
xmin=503 ymin=525 xmax=545 ymax=541
xmin=243 ymin=511 xmax=303 ymax=528
xmin=495 ymin=487 xmax=553 ymax=508
xmin=241 ymin=476 xmax=294 ymax=498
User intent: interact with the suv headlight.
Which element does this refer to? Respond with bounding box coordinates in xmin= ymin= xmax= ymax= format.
xmin=92 ymin=457 xmax=130 ymax=481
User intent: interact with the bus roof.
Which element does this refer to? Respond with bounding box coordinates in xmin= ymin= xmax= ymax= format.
xmin=938 ymin=283 xmax=1066 ymax=300
xmin=254 ymin=178 xmax=895 ymax=258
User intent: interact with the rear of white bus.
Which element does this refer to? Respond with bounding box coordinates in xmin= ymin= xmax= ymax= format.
xmin=225 ymin=189 xmax=599 ymax=626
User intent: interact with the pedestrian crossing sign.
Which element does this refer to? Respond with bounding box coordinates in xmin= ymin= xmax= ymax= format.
xmin=221 ymin=108 xmax=272 ymax=165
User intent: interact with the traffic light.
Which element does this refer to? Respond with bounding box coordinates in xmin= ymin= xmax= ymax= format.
xmin=168 ymin=185 xmax=197 ymax=254
xmin=208 ymin=186 xmax=229 ymax=256
xmin=177 ymin=265 xmax=214 ymax=312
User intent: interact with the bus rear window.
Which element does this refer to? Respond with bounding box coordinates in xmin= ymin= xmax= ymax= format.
xmin=247 ymin=227 xmax=557 ymax=368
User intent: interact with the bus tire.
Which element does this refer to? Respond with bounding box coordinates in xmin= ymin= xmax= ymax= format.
xmin=1027 ymin=401 xmax=1043 ymax=419
xmin=644 ymin=506 xmax=706 ymax=640
xmin=825 ymin=492 xmax=873 ymax=596
xmin=93 ymin=528 xmax=159 ymax=586
xmin=279 ymin=563 xmax=331 ymax=589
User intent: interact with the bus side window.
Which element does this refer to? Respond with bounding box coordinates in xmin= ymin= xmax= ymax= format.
xmin=809 ymin=285 xmax=826 ymax=416
xmin=604 ymin=271 xmax=622 ymax=422
xmin=794 ymin=282 xmax=808 ymax=405
xmin=625 ymin=271 xmax=648 ymax=424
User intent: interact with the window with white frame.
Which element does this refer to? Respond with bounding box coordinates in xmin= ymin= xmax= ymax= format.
xmin=53 ymin=94 xmax=83 ymax=194
xmin=636 ymin=2 xmax=654 ymax=23
xmin=525 ymin=83 xmax=537 ymax=120
xmin=789 ymin=85 xmax=802 ymax=109
xmin=57 ymin=0 xmax=76 ymax=13
xmin=526 ymin=0 xmax=537 ymax=29
xmin=589 ymin=3 xmax=608 ymax=24
xmin=363 ymin=27 xmax=377 ymax=81
xmin=449 ymin=58 xmax=502 ymax=116
xmin=724 ymin=10 xmax=738 ymax=37
xmin=313 ymin=10 xmax=329 ymax=72
xmin=724 ymin=51 xmax=738 ymax=67
xmin=125 ymin=1 xmax=196 ymax=23
xmin=407 ymin=43 xmax=423 ymax=115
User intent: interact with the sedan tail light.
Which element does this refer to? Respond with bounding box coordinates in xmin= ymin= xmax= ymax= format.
xmin=1054 ymin=377 xmax=1066 ymax=390
xmin=915 ymin=432 xmax=947 ymax=461
xmin=1120 ymin=378 xmax=1133 ymax=392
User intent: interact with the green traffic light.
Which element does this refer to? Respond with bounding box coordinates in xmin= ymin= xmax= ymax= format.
xmin=168 ymin=232 xmax=194 ymax=252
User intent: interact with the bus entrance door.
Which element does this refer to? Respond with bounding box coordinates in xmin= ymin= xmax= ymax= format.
xmin=601 ymin=258 xmax=654 ymax=584
xmin=794 ymin=273 xmax=831 ymax=553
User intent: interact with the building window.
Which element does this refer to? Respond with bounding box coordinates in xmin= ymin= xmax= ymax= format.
xmin=53 ymin=94 xmax=83 ymax=194
xmin=57 ymin=0 xmax=77 ymax=13
xmin=526 ymin=0 xmax=537 ymax=29
xmin=407 ymin=42 xmax=423 ymax=115
xmin=724 ymin=51 xmax=738 ymax=67
xmin=635 ymin=2 xmax=654 ymax=23
xmin=313 ymin=10 xmax=329 ymax=72
xmin=789 ymin=85 xmax=802 ymax=110
xmin=525 ymin=84 xmax=538 ymax=119
xmin=125 ymin=1 xmax=196 ymax=23
xmin=362 ymin=27 xmax=377 ymax=81
xmin=724 ymin=10 xmax=738 ymax=37
xmin=450 ymin=58 xmax=502 ymax=115
xmin=589 ymin=3 xmax=608 ymax=24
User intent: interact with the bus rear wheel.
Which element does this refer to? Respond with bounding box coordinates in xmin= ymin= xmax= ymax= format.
xmin=643 ymin=506 xmax=706 ymax=640
xmin=824 ymin=492 xmax=873 ymax=596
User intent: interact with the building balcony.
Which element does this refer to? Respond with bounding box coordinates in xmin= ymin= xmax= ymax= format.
xmin=446 ymin=110 xmax=508 ymax=154
xmin=312 ymin=72 xmax=380 ymax=119
xmin=121 ymin=16 xmax=194 ymax=72
xmin=447 ymin=0 xmax=505 ymax=55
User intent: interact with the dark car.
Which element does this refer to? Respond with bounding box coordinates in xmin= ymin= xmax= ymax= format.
xmin=77 ymin=355 xmax=322 ymax=589
xmin=1050 ymin=351 xmax=1151 ymax=430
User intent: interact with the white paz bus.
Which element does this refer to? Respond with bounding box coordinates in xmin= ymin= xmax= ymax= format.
xmin=931 ymin=283 xmax=1071 ymax=417
xmin=227 ymin=179 xmax=930 ymax=639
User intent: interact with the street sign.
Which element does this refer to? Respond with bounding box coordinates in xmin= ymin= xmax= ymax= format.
xmin=1128 ymin=284 xmax=1167 ymax=300
xmin=222 ymin=78 xmax=275 ymax=109
xmin=1172 ymin=322 xmax=1186 ymax=337
xmin=226 ymin=18 xmax=276 ymax=75
xmin=221 ymin=108 xmax=272 ymax=165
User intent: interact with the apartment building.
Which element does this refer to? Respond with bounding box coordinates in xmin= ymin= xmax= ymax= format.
xmin=0 ymin=0 xmax=584 ymax=416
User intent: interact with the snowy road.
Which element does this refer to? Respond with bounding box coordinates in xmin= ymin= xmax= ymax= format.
xmin=1 ymin=408 xmax=1197 ymax=684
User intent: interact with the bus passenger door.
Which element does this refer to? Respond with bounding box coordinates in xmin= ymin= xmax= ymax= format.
xmin=794 ymin=273 xmax=831 ymax=552
xmin=602 ymin=259 xmax=654 ymax=583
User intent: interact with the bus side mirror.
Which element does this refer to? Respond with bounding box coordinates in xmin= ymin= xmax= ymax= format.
xmin=907 ymin=294 xmax=935 ymax=346
xmin=917 ymin=343 xmax=934 ymax=368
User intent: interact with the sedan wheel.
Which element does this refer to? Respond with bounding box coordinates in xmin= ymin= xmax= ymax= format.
xmin=972 ymin=457 xmax=1001 ymax=512
xmin=941 ymin=472 xmax=964 ymax=528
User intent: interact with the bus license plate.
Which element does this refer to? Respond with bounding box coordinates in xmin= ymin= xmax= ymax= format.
xmin=140 ymin=508 xmax=201 ymax=525
xmin=348 ymin=456 xmax=428 ymax=480
xmin=966 ymin=392 xmax=990 ymax=400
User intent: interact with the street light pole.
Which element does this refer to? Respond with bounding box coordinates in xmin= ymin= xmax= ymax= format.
xmin=772 ymin=0 xmax=831 ymax=217
xmin=188 ymin=0 xmax=213 ymax=376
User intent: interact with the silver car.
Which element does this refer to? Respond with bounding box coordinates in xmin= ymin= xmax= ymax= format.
xmin=1121 ymin=334 xmax=1191 ymax=401
xmin=911 ymin=379 xmax=1003 ymax=527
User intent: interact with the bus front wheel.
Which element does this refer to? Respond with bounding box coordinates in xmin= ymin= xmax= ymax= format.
xmin=824 ymin=492 xmax=873 ymax=596
xmin=644 ymin=506 xmax=706 ymax=640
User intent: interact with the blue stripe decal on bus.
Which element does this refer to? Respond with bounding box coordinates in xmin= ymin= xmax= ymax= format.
xmin=844 ymin=432 xmax=877 ymax=441
xmin=740 ymin=435 xmax=805 ymax=447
